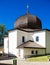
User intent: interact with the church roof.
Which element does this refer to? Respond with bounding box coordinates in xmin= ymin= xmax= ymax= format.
xmin=14 ymin=13 xmax=42 ymax=29
xmin=17 ymin=40 xmax=46 ymax=49
xmin=8 ymin=28 xmax=50 ymax=33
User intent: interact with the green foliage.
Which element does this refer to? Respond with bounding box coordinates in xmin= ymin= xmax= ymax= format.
xmin=0 ymin=24 xmax=8 ymax=46
xmin=26 ymin=56 xmax=48 ymax=62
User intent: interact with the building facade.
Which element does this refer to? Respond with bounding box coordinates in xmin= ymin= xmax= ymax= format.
xmin=4 ymin=13 xmax=50 ymax=58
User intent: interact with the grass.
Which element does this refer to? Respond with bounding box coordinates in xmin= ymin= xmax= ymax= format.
xmin=26 ymin=55 xmax=50 ymax=62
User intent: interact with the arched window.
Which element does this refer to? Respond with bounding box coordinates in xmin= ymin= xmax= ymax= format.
xmin=31 ymin=50 xmax=34 ymax=54
xmin=36 ymin=50 xmax=38 ymax=55
xmin=22 ymin=36 xmax=25 ymax=42
xmin=36 ymin=36 xmax=39 ymax=41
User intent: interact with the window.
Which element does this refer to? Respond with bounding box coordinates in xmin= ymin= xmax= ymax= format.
xmin=31 ymin=51 xmax=34 ymax=54
xmin=22 ymin=36 xmax=25 ymax=42
xmin=36 ymin=36 xmax=39 ymax=41
xmin=36 ymin=50 xmax=38 ymax=55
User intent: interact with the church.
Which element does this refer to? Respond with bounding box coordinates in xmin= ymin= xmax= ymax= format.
xmin=4 ymin=12 xmax=50 ymax=58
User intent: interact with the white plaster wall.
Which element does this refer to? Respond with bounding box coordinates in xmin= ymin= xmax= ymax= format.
xmin=17 ymin=30 xmax=46 ymax=47
xmin=27 ymin=33 xmax=34 ymax=41
xmin=8 ymin=29 xmax=27 ymax=57
xmin=17 ymin=30 xmax=28 ymax=46
xmin=32 ymin=31 xmax=46 ymax=47
xmin=17 ymin=30 xmax=46 ymax=58
xmin=8 ymin=29 xmax=46 ymax=58
xmin=8 ymin=30 xmax=17 ymax=56
xmin=4 ymin=37 xmax=8 ymax=54
xmin=20 ymin=48 xmax=24 ymax=58
xmin=25 ymin=31 xmax=46 ymax=47
xmin=46 ymin=31 xmax=50 ymax=54
xmin=24 ymin=48 xmax=45 ymax=57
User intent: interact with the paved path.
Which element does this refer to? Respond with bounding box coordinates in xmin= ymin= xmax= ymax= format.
xmin=0 ymin=59 xmax=13 ymax=65
xmin=0 ymin=58 xmax=50 ymax=65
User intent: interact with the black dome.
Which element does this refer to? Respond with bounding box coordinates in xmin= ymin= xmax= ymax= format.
xmin=14 ymin=13 xmax=42 ymax=29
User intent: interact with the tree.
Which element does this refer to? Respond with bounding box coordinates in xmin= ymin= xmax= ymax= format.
xmin=0 ymin=24 xmax=8 ymax=46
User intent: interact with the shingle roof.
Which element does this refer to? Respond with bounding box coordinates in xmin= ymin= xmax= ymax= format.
xmin=17 ymin=40 xmax=46 ymax=49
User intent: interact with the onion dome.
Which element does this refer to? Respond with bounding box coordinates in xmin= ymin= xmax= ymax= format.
xmin=14 ymin=13 xmax=42 ymax=29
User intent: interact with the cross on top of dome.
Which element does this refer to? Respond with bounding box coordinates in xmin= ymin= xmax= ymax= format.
xmin=14 ymin=4 xmax=42 ymax=29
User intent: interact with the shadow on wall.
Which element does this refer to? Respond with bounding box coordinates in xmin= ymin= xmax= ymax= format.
xmin=8 ymin=52 xmax=17 ymax=57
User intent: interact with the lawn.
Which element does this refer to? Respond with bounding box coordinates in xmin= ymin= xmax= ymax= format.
xmin=26 ymin=55 xmax=50 ymax=62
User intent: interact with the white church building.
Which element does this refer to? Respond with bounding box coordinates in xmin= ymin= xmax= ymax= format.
xmin=4 ymin=13 xmax=50 ymax=58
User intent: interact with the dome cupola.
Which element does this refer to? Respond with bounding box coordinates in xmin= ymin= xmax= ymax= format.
xmin=14 ymin=13 xmax=42 ymax=29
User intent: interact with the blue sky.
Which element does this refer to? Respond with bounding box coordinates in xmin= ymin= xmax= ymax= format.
xmin=0 ymin=0 xmax=50 ymax=30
